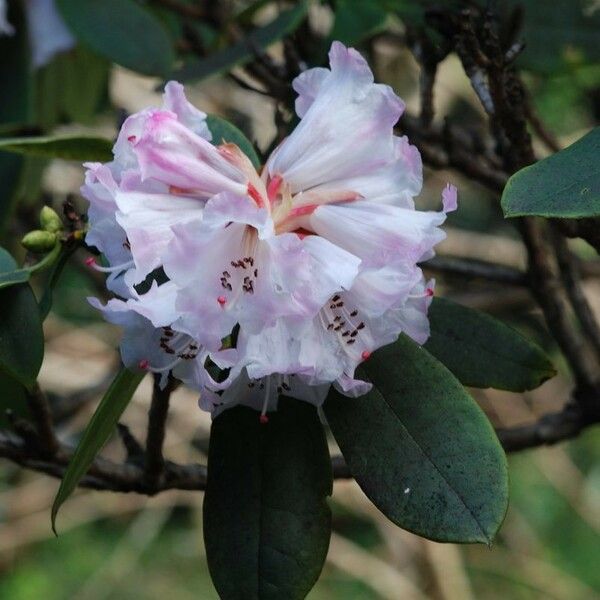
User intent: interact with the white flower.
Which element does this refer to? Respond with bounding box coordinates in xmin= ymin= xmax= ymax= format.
xmin=84 ymin=43 xmax=457 ymax=417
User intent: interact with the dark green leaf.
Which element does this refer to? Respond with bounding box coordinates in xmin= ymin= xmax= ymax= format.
xmin=0 ymin=135 xmax=113 ymax=162
xmin=325 ymin=335 xmax=508 ymax=544
xmin=0 ymin=248 xmax=43 ymax=388
xmin=206 ymin=114 xmax=260 ymax=168
xmin=204 ymin=398 xmax=332 ymax=599
xmin=56 ymin=0 xmax=175 ymax=76
xmin=51 ymin=367 xmax=145 ymax=532
xmin=501 ymin=128 xmax=599 ymax=218
xmin=425 ymin=297 xmax=556 ymax=391
xmin=172 ymin=2 xmax=308 ymax=82
xmin=329 ymin=0 xmax=388 ymax=46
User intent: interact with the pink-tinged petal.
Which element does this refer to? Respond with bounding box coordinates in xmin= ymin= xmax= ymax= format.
xmin=24 ymin=0 xmax=75 ymax=68
xmin=203 ymin=366 xmax=330 ymax=417
xmin=87 ymin=296 xmax=173 ymax=378
xmin=133 ymin=111 xmax=247 ymax=196
xmin=200 ymin=192 xmax=271 ymax=238
xmin=384 ymin=278 xmax=434 ymax=345
xmin=125 ymin=281 xmax=180 ymax=327
xmin=114 ymin=190 xmax=203 ymax=283
xmin=81 ymin=164 xmax=137 ymax=296
xmin=310 ymin=201 xmax=447 ymax=268
xmin=163 ymin=81 xmax=211 ymax=140
xmin=292 ymin=67 xmax=329 ymax=117
xmin=442 ymin=183 xmax=458 ymax=212
xmin=301 ymin=234 xmax=360 ymax=296
xmin=295 ymin=135 xmax=422 ymax=212
xmin=266 ymin=41 xmax=405 ymax=193
xmin=348 ymin=264 xmax=423 ymax=318
xmin=333 ymin=374 xmax=372 ymax=397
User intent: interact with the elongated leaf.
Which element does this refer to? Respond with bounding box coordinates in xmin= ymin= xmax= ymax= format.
xmin=204 ymin=398 xmax=332 ymax=600
xmin=425 ymin=297 xmax=556 ymax=391
xmin=325 ymin=335 xmax=508 ymax=544
xmin=51 ymin=367 xmax=145 ymax=532
xmin=0 ymin=135 xmax=113 ymax=162
xmin=207 ymin=114 xmax=260 ymax=168
xmin=56 ymin=0 xmax=174 ymax=76
xmin=502 ymin=128 xmax=600 ymax=218
xmin=0 ymin=249 xmax=43 ymax=388
xmin=172 ymin=2 xmax=308 ymax=82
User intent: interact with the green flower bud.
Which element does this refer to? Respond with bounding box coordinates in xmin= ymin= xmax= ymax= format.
xmin=40 ymin=206 xmax=63 ymax=233
xmin=22 ymin=230 xmax=57 ymax=253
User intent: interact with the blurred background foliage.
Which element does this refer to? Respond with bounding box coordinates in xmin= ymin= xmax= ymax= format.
xmin=0 ymin=0 xmax=599 ymax=598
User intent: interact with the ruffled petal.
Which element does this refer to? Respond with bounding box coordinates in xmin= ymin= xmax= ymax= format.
xmin=266 ymin=41 xmax=404 ymax=193
xmin=114 ymin=190 xmax=204 ymax=284
xmin=310 ymin=200 xmax=448 ymax=268
xmin=163 ymin=81 xmax=212 ymax=140
xmin=133 ymin=111 xmax=248 ymax=197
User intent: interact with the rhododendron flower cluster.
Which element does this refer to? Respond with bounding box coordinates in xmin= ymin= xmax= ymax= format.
xmin=83 ymin=42 xmax=456 ymax=418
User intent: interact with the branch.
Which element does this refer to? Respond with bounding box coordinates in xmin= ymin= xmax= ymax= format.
xmin=0 ymin=429 xmax=207 ymax=493
xmin=495 ymin=404 xmax=595 ymax=452
xmin=552 ymin=227 xmax=600 ymax=364
xmin=143 ymin=376 xmax=174 ymax=491
xmin=26 ymin=383 xmax=59 ymax=456
xmin=521 ymin=218 xmax=599 ymax=391
xmin=425 ymin=255 xmax=527 ymax=286
xmin=398 ymin=115 xmax=508 ymax=193
xmin=3 ymin=395 xmax=599 ymax=492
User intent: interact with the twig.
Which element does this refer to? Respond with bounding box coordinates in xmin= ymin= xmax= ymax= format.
xmin=495 ymin=404 xmax=593 ymax=451
xmin=425 ymin=255 xmax=527 ymax=286
xmin=0 ymin=429 xmax=207 ymax=493
xmin=524 ymin=96 xmax=561 ymax=153
xmin=522 ymin=220 xmax=598 ymax=391
xmin=143 ymin=376 xmax=174 ymax=491
xmin=552 ymin=228 xmax=600 ymax=364
xmin=26 ymin=384 xmax=59 ymax=457
xmin=3 ymin=394 xmax=599 ymax=494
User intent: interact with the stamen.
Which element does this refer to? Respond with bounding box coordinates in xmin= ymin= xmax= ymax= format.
xmin=138 ymin=359 xmax=149 ymax=370
xmin=217 ymin=295 xmax=227 ymax=306
xmin=361 ymin=350 xmax=371 ymax=361
xmin=127 ymin=135 xmax=136 ymax=143
xmin=260 ymin=377 xmax=271 ymax=424
xmin=86 ymin=257 xmax=135 ymax=273
xmin=409 ymin=288 xmax=434 ymax=299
